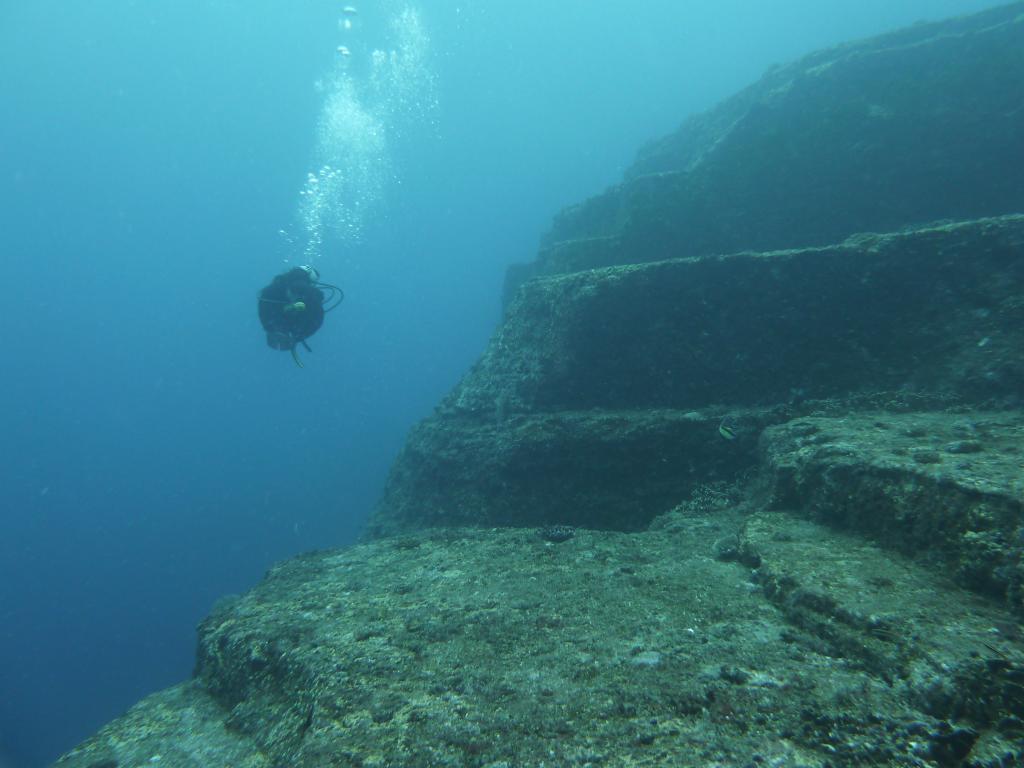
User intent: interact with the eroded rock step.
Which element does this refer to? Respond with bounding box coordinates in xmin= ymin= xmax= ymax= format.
xmin=370 ymin=215 xmax=1024 ymax=539
xmin=737 ymin=509 xmax=1024 ymax=767
xmin=55 ymin=513 xmax=1024 ymax=768
xmin=368 ymin=408 xmax=762 ymax=538
xmin=529 ymin=3 xmax=1024 ymax=277
xmin=762 ymin=411 xmax=1024 ymax=614
xmin=53 ymin=681 xmax=266 ymax=768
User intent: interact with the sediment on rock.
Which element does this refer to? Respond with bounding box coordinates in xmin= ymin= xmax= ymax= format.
xmin=55 ymin=521 xmax=1024 ymax=768
xmin=370 ymin=216 xmax=1024 ymax=538
xmin=514 ymin=2 xmax=1024 ymax=284
xmin=762 ymin=411 xmax=1024 ymax=615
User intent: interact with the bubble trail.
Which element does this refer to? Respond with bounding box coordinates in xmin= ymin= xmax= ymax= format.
xmin=293 ymin=5 xmax=438 ymax=265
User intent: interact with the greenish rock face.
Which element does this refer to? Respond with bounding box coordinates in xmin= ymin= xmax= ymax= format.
xmin=369 ymin=215 xmax=1024 ymax=538
xmin=520 ymin=1 xmax=1024 ymax=284
xmin=54 ymin=518 xmax=1024 ymax=767
xmin=762 ymin=411 xmax=1024 ymax=614
xmin=369 ymin=2 xmax=1024 ymax=542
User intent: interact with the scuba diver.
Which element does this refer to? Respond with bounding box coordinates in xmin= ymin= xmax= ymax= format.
xmin=257 ymin=265 xmax=344 ymax=367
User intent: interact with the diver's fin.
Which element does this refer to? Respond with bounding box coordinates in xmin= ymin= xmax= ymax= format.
xmin=290 ymin=345 xmax=304 ymax=368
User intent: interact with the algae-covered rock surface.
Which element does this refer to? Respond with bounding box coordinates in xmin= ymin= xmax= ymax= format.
xmin=763 ymin=411 xmax=1024 ymax=614
xmin=496 ymin=216 xmax=1024 ymax=416
xmin=370 ymin=215 xmax=1024 ymax=537
xmin=522 ymin=2 xmax=1024 ymax=281
xmin=55 ymin=512 xmax=1024 ymax=767
xmin=52 ymin=681 xmax=268 ymax=767
xmin=366 ymin=409 xmax=761 ymax=537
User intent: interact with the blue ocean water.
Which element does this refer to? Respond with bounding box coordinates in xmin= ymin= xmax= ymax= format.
xmin=0 ymin=0 xmax=998 ymax=764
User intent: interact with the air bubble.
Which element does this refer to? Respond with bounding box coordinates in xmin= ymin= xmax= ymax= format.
xmin=295 ymin=6 xmax=437 ymax=260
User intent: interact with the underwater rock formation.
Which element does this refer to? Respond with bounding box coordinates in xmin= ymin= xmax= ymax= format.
xmin=763 ymin=411 xmax=1024 ymax=615
xmin=369 ymin=215 xmax=1024 ymax=538
xmin=53 ymin=521 xmax=1024 ymax=767
xmin=55 ymin=4 xmax=1024 ymax=767
xmin=519 ymin=1 xmax=1024 ymax=283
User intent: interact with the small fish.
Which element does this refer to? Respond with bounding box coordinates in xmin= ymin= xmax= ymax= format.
xmin=718 ymin=417 xmax=737 ymax=441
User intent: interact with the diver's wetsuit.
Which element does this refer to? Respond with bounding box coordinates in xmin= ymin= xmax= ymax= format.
xmin=258 ymin=268 xmax=326 ymax=353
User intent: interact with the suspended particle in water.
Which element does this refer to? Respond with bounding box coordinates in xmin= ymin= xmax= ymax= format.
xmin=337 ymin=45 xmax=351 ymax=57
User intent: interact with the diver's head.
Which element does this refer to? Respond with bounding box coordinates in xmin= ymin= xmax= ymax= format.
xmin=300 ymin=265 xmax=320 ymax=283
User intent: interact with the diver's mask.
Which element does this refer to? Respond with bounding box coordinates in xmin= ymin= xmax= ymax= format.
xmin=300 ymin=265 xmax=321 ymax=283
